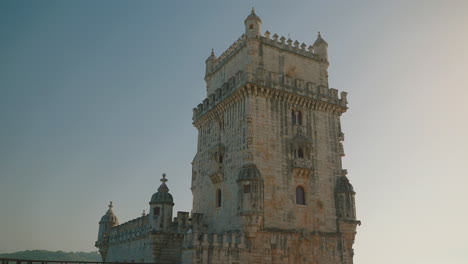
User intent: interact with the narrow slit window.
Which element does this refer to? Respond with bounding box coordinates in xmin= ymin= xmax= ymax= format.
xmin=297 ymin=111 xmax=303 ymax=125
xmin=216 ymin=189 xmax=222 ymax=207
xmin=292 ymin=110 xmax=296 ymax=124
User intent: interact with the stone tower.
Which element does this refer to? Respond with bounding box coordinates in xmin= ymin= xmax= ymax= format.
xmin=187 ymin=9 xmax=360 ymax=264
xmin=149 ymin=173 xmax=174 ymax=231
xmin=95 ymin=202 xmax=118 ymax=261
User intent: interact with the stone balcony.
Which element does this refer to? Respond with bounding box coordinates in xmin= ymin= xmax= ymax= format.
xmin=208 ymin=163 xmax=224 ymax=184
xmin=292 ymin=158 xmax=314 ymax=177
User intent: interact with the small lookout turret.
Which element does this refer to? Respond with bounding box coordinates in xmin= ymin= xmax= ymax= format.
xmin=244 ymin=7 xmax=262 ymax=38
xmin=96 ymin=202 xmax=118 ymax=262
xmin=205 ymin=49 xmax=217 ymax=78
xmin=97 ymin=201 xmax=118 ymax=241
xmin=313 ymin=32 xmax=328 ymax=61
xmin=149 ymin=173 xmax=174 ymax=231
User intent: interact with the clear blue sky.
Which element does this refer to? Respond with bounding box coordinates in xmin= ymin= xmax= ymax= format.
xmin=1 ymin=1 xmax=467 ymax=263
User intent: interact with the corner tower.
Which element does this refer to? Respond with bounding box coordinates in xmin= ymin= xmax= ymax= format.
xmin=188 ymin=9 xmax=360 ymax=264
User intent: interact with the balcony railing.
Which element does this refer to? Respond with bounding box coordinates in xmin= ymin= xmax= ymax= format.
xmin=0 ymin=258 xmax=149 ymax=264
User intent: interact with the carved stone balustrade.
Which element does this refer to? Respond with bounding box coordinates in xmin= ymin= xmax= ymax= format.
xmin=292 ymin=158 xmax=314 ymax=177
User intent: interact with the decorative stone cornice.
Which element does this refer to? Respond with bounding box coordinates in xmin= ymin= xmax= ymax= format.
xmin=193 ymin=71 xmax=348 ymax=128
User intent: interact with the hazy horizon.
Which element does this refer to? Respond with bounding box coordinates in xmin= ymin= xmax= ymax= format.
xmin=1 ymin=1 xmax=467 ymax=263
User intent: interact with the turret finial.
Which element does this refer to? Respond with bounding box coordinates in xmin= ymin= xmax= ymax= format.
xmin=161 ymin=173 xmax=168 ymax=183
xmin=109 ymin=201 xmax=113 ymax=209
xmin=142 ymin=210 xmax=146 ymax=216
xmin=211 ymin=48 xmax=215 ymax=56
xmin=251 ymin=7 xmax=255 ymax=14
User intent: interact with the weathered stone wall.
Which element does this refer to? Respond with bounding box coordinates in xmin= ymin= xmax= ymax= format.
xmin=192 ymin=97 xmax=248 ymax=232
xmin=245 ymin=89 xmax=344 ymax=233
xmin=260 ymin=42 xmax=326 ymax=87
xmin=207 ymin=41 xmax=249 ymax=95
xmin=106 ymin=237 xmax=152 ymax=263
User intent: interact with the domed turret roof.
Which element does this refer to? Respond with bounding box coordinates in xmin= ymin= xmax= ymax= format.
xmin=313 ymin=32 xmax=328 ymax=47
xmin=206 ymin=48 xmax=217 ymax=61
xmin=244 ymin=7 xmax=262 ymax=24
xmin=335 ymin=176 xmax=355 ymax=193
xmin=150 ymin=173 xmax=174 ymax=205
xmin=238 ymin=163 xmax=262 ymax=181
xmin=100 ymin=201 xmax=119 ymax=225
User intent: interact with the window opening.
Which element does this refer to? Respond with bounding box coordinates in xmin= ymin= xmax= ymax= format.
xmin=216 ymin=189 xmax=222 ymax=207
xmin=298 ymin=148 xmax=304 ymax=159
xmin=297 ymin=111 xmax=303 ymax=125
xmin=296 ymin=186 xmax=306 ymax=205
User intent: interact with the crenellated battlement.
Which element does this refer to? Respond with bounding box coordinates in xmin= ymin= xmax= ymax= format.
xmin=260 ymin=31 xmax=323 ymax=61
xmin=193 ymin=70 xmax=348 ymax=123
xmin=207 ymin=31 xmax=325 ymax=77
xmin=108 ymin=215 xmax=150 ymax=244
xmin=213 ymin=34 xmax=246 ymax=70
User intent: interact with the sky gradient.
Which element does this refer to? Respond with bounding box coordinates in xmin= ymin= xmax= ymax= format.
xmin=1 ymin=1 xmax=467 ymax=263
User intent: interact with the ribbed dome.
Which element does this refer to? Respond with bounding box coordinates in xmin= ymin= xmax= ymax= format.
xmin=150 ymin=189 xmax=174 ymax=205
xmin=313 ymin=32 xmax=328 ymax=47
xmin=100 ymin=202 xmax=118 ymax=225
xmin=244 ymin=7 xmax=262 ymax=24
xmin=149 ymin=174 xmax=175 ymax=205
xmin=238 ymin=163 xmax=261 ymax=181
xmin=335 ymin=176 xmax=355 ymax=193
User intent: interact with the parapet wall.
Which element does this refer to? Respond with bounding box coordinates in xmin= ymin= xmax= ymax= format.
xmin=193 ymin=70 xmax=348 ymax=122
xmin=209 ymin=31 xmax=323 ymax=76
xmin=260 ymin=31 xmax=322 ymax=61
xmin=108 ymin=215 xmax=150 ymax=244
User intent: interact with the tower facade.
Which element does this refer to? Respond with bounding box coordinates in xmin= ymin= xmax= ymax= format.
xmin=188 ymin=9 xmax=360 ymax=264
xmin=95 ymin=9 xmax=359 ymax=264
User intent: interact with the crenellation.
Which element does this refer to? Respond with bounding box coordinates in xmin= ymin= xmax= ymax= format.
xmin=259 ymin=33 xmax=319 ymax=60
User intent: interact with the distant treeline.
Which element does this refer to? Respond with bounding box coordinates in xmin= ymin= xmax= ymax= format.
xmin=0 ymin=250 xmax=101 ymax=261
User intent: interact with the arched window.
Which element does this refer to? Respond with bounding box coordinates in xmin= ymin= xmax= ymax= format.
xmin=291 ymin=109 xmax=296 ymax=124
xmin=296 ymin=186 xmax=305 ymax=205
xmin=218 ymin=154 xmax=223 ymax=163
xmin=154 ymin=207 xmax=160 ymax=216
xmin=216 ymin=189 xmax=222 ymax=207
xmin=297 ymin=111 xmax=303 ymax=125
xmin=297 ymin=148 xmax=304 ymax=159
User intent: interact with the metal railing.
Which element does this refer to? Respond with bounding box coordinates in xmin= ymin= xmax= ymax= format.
xmin=0 ymin=258 xmax=149 ymax=264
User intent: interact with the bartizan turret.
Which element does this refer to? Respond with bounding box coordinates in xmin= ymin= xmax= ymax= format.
xmin=244 ymin=7 xmax=262 ymax=38
xmin=149 ymin=173 xmax=174 ymax=231
xmin=205 ymin=49 xmax=217 ymax=77
xmin=313 ymin=31 xmax=328 ymax=61
xmin=96 ymin=202 xmax=118 ymax=261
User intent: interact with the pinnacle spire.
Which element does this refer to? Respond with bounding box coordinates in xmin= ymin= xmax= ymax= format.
xmin=158 ymin=173 xmax=169 ymax=192
xmin=161 ymin=173 xmax=168 ymax=183
xmin=108 ymin=201 xmax=113 ymax=209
